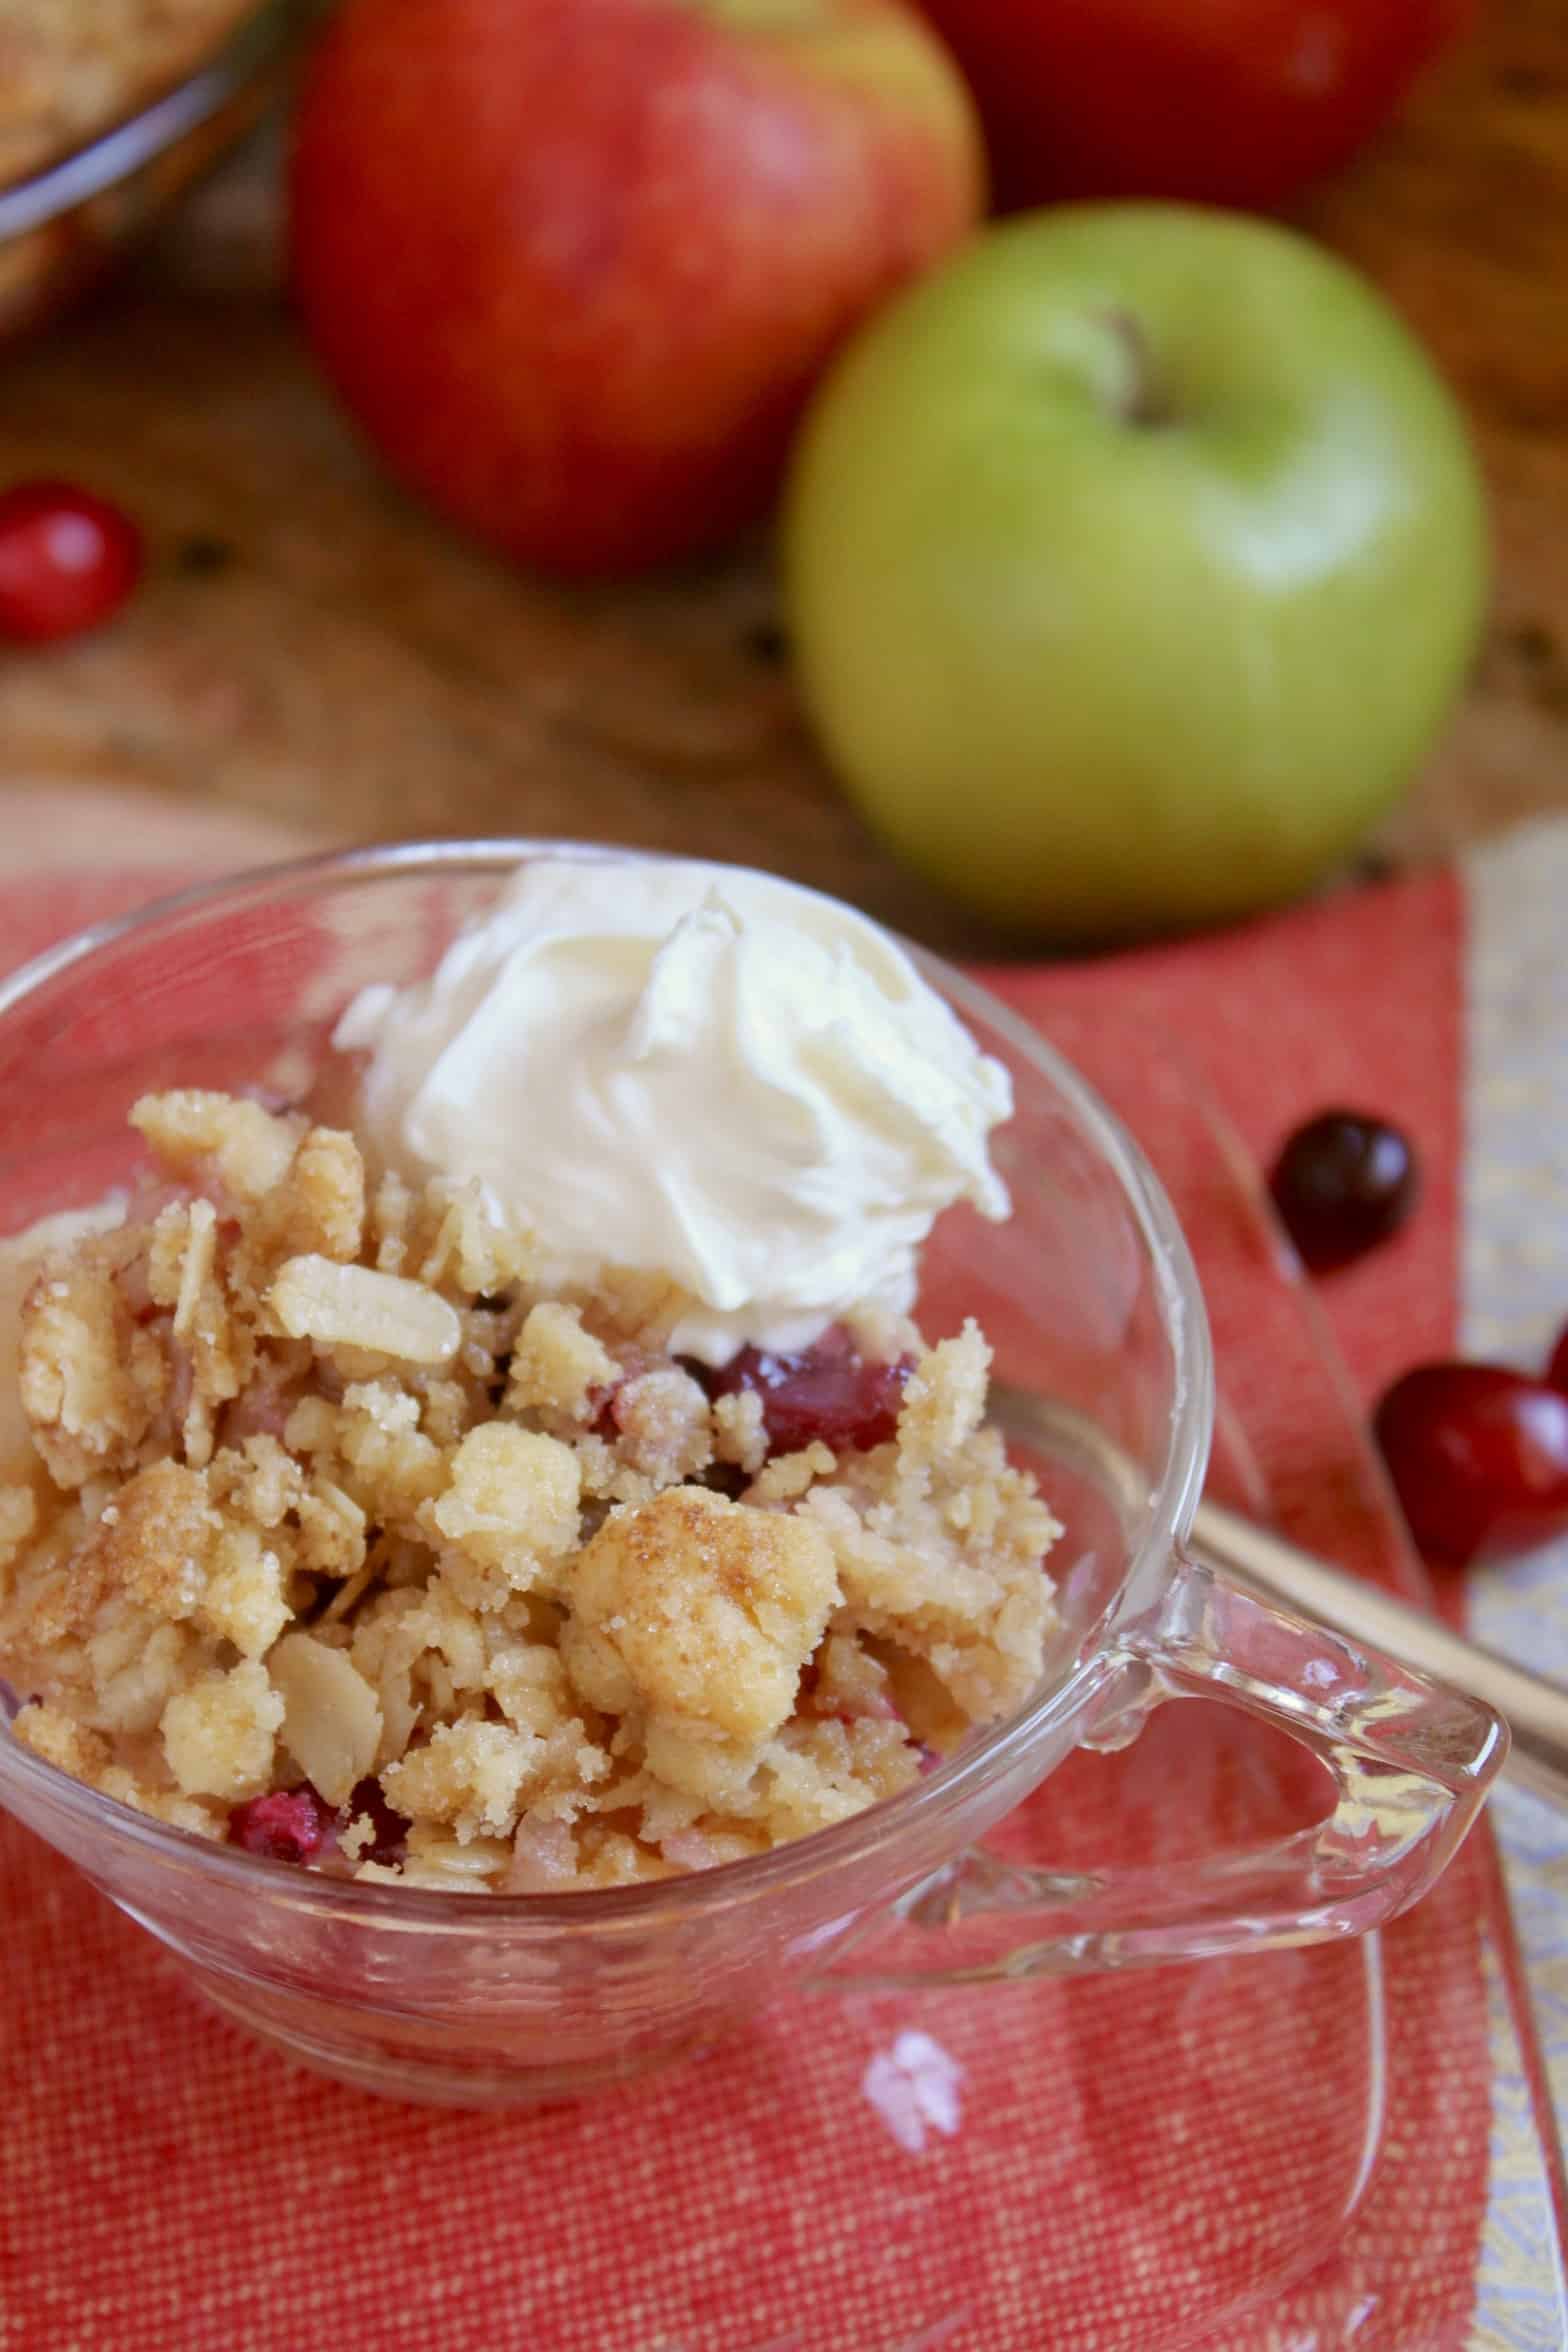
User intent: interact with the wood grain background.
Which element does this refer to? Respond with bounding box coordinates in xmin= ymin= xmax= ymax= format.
xmin=0 ymin=0 xmax=1562 ymax=955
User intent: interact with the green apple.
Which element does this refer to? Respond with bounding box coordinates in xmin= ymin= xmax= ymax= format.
xmin=781 ymin=204 xmax=1488 ymax=940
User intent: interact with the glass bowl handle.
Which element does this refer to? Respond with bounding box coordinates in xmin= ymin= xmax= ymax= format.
xmin=1192 ymin=1494 xmax=1568 ymax=1811
xmin=820 ymin=1552 xmax=1507 ymax=1985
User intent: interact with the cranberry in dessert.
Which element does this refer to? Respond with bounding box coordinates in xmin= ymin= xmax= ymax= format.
xmin=228 ymin=1784 xmax=337 ymax=1863
xmin=706 ymin=1326 xmax=914 ymax=1456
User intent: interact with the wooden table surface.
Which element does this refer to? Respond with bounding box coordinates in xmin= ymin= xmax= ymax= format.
xmin=0 ymin=0 xmax=1563 ymax=956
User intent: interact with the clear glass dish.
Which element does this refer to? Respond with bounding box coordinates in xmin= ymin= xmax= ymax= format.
xmin=0 ymin=0 xmax=303 ymax=341
xmin=0 ymin=875 xmax=1556 ymax=2350
xmin=0 ymin=843 xmax=1504 ymax=2115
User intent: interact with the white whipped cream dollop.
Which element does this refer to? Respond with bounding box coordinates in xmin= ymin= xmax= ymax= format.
xmin=334 ymin=858 xmax=1012 ymax=1364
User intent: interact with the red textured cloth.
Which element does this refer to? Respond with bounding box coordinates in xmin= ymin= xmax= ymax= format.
xmin=0 ymin=860 xmax=1526 ymax=2351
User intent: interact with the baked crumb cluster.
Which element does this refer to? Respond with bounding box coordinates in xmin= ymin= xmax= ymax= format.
xmin=0 ymin=1090 xmax=1060 ymax=1892
xmin=0 ymin=1 xmax=258 ymax=188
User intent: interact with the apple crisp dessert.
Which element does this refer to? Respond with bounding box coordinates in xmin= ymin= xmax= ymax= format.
xmin=0 ymin=1090 xmax=1060 ymax=1891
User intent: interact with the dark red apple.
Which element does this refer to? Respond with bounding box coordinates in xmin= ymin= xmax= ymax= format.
xmin=288 ymin=0 xmax=983 ymax=576
xmin=912 ymin=0 xmax=1473 ymax=213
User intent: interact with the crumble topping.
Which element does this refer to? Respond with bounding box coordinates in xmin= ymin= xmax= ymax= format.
xmin=0 ymin=1086 xmax=1061 ymax=1891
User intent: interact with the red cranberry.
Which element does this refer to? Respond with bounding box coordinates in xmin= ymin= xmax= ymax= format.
xmin=340 ymin=1775 xmax=410 ymax=1866
xmin=1374 ymin=1363 xmax=1568 ymax=1564
xmin=587 ymin=1349 xmax=659 ymax=1438
xmin=0 ymin=480 xmax=143 ymax=644
xmin=1269 ymin=1110 xmax=1419 ymax=1271
xmin=709 ymin=1324 xmax=914 ymax=1456
xmin=227 ymin=1784 xmax=336 ymax=1864
xmin=1546 ymin=1323 xmax=1568 ymax=1396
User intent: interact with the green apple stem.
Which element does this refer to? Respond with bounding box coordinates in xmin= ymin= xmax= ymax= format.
xmin=1105 ymin=308 xmax=1173 ymax=429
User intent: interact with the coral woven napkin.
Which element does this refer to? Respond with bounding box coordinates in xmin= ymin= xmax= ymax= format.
xmin=0 ymin=794 xmax=1563 ymax=2352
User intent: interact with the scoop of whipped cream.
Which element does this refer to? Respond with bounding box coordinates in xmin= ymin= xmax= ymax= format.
xmin=334 ymin=857 xmax=1012 ymax=1364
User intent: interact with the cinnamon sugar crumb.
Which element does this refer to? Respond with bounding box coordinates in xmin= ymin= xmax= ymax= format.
xmin=131 ymin=1090 xmax=301 ymax=1198
xmin=19 ymin=1241 xmax=160 ymax=1487
xmin=505 ymin=1302 xmax=616 ymax=1423
xmin=560 ymin=1486 xmax=839 ymax=1784
xmin=161 ymin=1658 xmax=283 ymax=1800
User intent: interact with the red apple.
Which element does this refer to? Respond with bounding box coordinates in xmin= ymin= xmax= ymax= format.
xmin=288 ymin=0 xmax=983 ymax=577
xmin=912 ymin=0 xmax=1473 ymax=213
